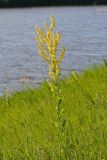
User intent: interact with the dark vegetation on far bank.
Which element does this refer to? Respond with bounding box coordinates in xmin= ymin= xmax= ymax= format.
xmin=0 ymin=0 xmax=107 ymax=8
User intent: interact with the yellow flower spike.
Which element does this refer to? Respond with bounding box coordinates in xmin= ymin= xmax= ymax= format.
xmin=45 ymin=23 xmax=49 ymax=33
xmin=38 ymin=50 xmax=50 ymax=64
xmin=56 ymin=32 xmax=61 ymax=42
xmin=36 ymin=30 xmax=48 ymax=44
xmin=59 ymin=48 xmax=65 ymax=62
xmin=50 ymin=16 xmax=56 ymax=31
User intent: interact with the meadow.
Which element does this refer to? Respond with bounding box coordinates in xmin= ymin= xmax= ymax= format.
xmin=0 ymin=64 xmax=107 ymax=160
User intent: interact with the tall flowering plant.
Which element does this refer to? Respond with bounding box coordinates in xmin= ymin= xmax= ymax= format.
xmin=35 ymin=17 xmax=65 ymax=158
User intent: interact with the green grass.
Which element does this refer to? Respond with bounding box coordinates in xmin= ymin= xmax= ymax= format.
xmin=0 ymin=65 xmax=107 ymax=160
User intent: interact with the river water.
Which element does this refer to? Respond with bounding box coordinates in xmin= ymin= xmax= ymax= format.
xmin=0 ymin=6 xmax=107 ymax=95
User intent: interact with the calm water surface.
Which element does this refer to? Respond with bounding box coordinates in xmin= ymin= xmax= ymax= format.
xmin=0 ymin=6 xmax=107 ymax=95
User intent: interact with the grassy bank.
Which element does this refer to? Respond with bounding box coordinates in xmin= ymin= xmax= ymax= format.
xmin=0 ymin=65 xmax=107 ymax=160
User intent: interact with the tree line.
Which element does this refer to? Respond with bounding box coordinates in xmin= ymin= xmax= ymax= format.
xmin=0 ymin=0 xmax=107 ymax=7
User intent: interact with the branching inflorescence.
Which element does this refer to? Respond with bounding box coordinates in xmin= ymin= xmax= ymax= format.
xmin=35 ymin=17 xmax=65 ymax=93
